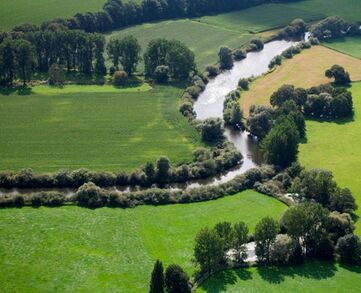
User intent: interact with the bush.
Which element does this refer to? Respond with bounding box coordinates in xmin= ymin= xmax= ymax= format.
xmin=269 ymin=55 xmax=282 ymax=69
xmin=238 ymin=78 xmax=249 ymax=90
xmin=48 ymin=63 xmax=65 ymax=85
xmin=206 ymin=65 xmax=219 ymax=77
xmin=112 ymin=70 xmax=128 ymax=86
xmin=325 ymin=64 xmax=351 ymax=85
xmin=233 ymin=48 xmax=246 ymax=61
xmin=153 ymin=65 xmax=169 ymax=83
xmin=250 ymin=38 xmax=264 ymax=51
xmin=218 ymin=46 xmax=233 ymax=70
xmin=336 ymin=234 xmax=361 ymax=265
xmin=76 ymin=182 xmax=107 ymax=207
xmin=270 ymin=234 xmax=296 ymax=265
xmin=200 ymin=118 xmax=224 ymax=143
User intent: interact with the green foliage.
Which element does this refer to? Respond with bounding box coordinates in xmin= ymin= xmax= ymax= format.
xmin=48 ymin=63 xmax=65 ymax=85
xmin=325 ymin=64 xmax=351 ymax=85
xmin=200 ymin=118 xmax=224 ymax=143
xmin=165 ymin=264 xmax=191 ymax=293
xmin=336 ymin=234 xmax=361 ymax=265
xmin=149 ymin=260 xmax=165 ymax=293
xmin=262 ymin=117 xmax=300 ymax=168
xmin=255 ymin=217 xmax=279 ymax=264
xmin=218 ymin=46 xmax=233 ymax=70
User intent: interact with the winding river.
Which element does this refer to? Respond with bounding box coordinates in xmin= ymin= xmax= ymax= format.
xmin=0 ymin=40 xmax=295 ymax=196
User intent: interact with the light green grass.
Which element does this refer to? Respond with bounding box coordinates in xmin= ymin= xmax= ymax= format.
xmin=106 ymin=19 xmax=252 ymax=70
xmin=284 ymin=0 xmax=361 ymax=22
xmin=323 ymin=36 xmax=361 ymax=60
xmin=0 ymin=0 xmax=105 ymax=30
xmin=299 ymin=82 xmax=361 ymax=235
xmin=0 ymin=190 xmax=287 ymax=292
xmin=0 ymin=84 xmax=201 ymax=172
xmin=197 ymin=4 xmax=325 ymax=33
xmin=197 ymin=261 xmax=361 ymax=293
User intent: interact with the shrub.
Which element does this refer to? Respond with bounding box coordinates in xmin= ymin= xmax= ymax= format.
xmin=325 ymin=64 xmax=351 ymax=85
xmin=218 ymin=46 xmax=233 ymax=70
xmin=250 ymin=38 xmax=264 ymax=51
xmin=233 ymin=48 xmax=246 ymax=61
xmin=238 ymin=78 xmax=249 ymax=90
xmin=153 ymin=65 xmax=169 ymax=83
xmin=165 ymin=264 xmax=191 ymax=293
xmin=270 ymin=234 xmax=296 ymax=265
xmin=112 ymin=70 xmax=128 ymax=86
xmin=200 ymin=118 xmax=224 ymax=143
xmin=336 ymin=234 xmax=361 ymax=264
xmin=76 ymin=182 xmax=107 ymax=207
xmin=206 ymin=65 xmax=219 ymax=77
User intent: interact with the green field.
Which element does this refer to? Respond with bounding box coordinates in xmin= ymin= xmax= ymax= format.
xmin=284 ymin=0 xmax=361 ymax=22
xmin=197 ymin=261 xmax=361 ymax=293
xmin=0 ymin=84 xmax=201 ymax=172
xmin=197 ymin=4 xmax=324 ymax=33
xmin=0 ymin=190 xmax=286 ymax=292
xmin=0 ymin=0 xmax=105 ymax=30
xmin=106 ymin=19 xmax=252 ymax=70
xmin=323 ymin=36 xmax=361 ymax=60
xmin=299 ymin=82 xmax=361 ymax=235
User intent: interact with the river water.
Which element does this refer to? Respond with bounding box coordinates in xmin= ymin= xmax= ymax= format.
xmin=0 ymin=40 xmax=295 ymax=196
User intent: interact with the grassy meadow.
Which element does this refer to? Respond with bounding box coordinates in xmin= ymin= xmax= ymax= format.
xmin=299 ymin=82 xmax=361 ymax=235
xmin=241 ymin=46 xmax=361 ymax=117
xmin=323 ymin=36 xmax=361 ymax=60
xmin=283 ymin=0 xmax=361 ymax=22
xmin=0 ymin=84 xmax=201 ymax=172
xmin=197 ymin=261 xmax=361 ymax=293
xmin=0 ymin=190 xmax=287 ymax=292
xmin=196 ymin=4 xmax=324 ymax=33
xmin=0 ymin=0 xmax=105 ymax=30
xmin=106 ymin=19 xmax=252 ymax=70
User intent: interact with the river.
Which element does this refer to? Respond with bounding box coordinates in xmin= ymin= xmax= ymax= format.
xmin=0 ymin=40 xmax=296 ymax=196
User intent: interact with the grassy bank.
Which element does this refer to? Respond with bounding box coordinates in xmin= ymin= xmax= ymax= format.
xmin=299 ymin=82 xmax=361 ymax=235
xmin=0 ymin=84 xmax=201 ymax=172
xmin=0 ymin=190 xmax=286 ymax=292
xmin=241 ymin=46 xmax=361 ymax=117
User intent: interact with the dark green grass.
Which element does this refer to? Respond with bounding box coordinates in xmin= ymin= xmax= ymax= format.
xmin=283 ymin=0 xmax=361 ymax=22
xmin=0 ymin=0 xmax=105 ymax=30
xmin=196 ymin=4 xmax=325 ymax=33
xmin=197 ymin=261 xmax=361 ymax=293
xmin=106 ymin=19 xmax=252 ymax=70
xmin=323 ymin=36 xmax=361 ymax=60
xmin=0 ymin=84 xmax=201 ymax=172
xmin=0 ymin=190 xmax=287 ymax=292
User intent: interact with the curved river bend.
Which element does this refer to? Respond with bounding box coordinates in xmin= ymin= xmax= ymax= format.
xmin=0 ymin=40 xmax=295 ymax=196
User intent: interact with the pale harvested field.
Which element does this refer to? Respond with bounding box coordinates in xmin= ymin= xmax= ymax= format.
xmin=241 ymin=45 xmax=361 ymax=117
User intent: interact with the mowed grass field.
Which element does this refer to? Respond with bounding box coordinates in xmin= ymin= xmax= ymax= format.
xmin=283 ymin=0 xmax=361 ymax=22
xmin=0 ymin=190 xmax=287 ymax=292
xmin=323 ymin=36 xmax=361 ymax=60
xmin=196 ymin=3 xmax=324 ymax=33
xmin=0 ymin=0 xmax=105 ymax=30
xmin=241 ymin=46 xmax=361 ymax=117
xmin=0 ymin=84 xmax=201 ymax=172
xmin=197 ymin=261 xmax=361 ymax=293
xmin=106 ymin=19 xmax=252 ymax=70
xmin=299 ymin=82 xmax=361 ymax=235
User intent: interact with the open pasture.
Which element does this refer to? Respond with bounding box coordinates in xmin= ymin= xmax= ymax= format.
xmin=323 ymin=36 xmax=361 ymax=60
xmin=0 ymin=190 xmax=286 ymax=292
xmin=299 ymin=82 xmax=361 ymax=235
xmin=283 ymin=0 xmax=361 ymax=22
xmin=0 ymin=84 xmax=201 ymax=172
xmin=196 ymin=3 xmax=324 ymax=33
xmin=241 ymin=46 xmax=361 ymax=117
xmin=106 ymin=19 xmax=252 ymax=70
xmin=0 ymin=0 xmax=105 ymax=30
xmin=197 ymin=261 xmax=361 ymax=293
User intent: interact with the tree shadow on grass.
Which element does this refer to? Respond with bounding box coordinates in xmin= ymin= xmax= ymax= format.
xmin=305 ymin=115 xmax=355 ymax=126
xmin=198 ymin=268 xmax=252 ymax=293
xmin=339 ymin=263 xmax=361 ymax=274
xmin=0 ymin=86 xmax=32 ymax=96
xmin=257 ymin=260 xmax=337 ymax=284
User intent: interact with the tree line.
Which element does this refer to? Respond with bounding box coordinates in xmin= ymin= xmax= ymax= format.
xmin=0 ymin=0 xmax=299 ymax=37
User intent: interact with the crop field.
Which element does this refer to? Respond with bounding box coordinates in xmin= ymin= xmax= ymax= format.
xmin=323 ymin=36 xmax=361 ymax=60
xmin=0 ymin=190 xmax=286 ymax=292
xmin=283 ymin=0 xmax=361 ymax=22
xmin=299 ymin=82 xmax=361 ymax=235
xmin=241 ymin=46 xmax=361 ymax=117
xmin=196 ymin=4 xmax=324 ymax=33
xmin=106 ymin=19 xmax=252 ymax=70
xmin=0 ymin=0 xmax=105 ymax=30
xmin=197 ymin=260 xmax=361 ymax=293
xmin=0 ymin=84 xmax=201 ymax=172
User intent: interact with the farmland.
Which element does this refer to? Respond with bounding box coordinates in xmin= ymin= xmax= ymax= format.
xmin=106 ymin=19 xmax=252 ymax=70
xmin=0 ymin=0 xmax=105 ymax=30
xmin=323 ymin=36 xmax=361 ymax=60
xmin=283 ymin=0 xmax=361 ymax=22
xmin=196 ymin=3 xmax=324 ymax=33
xmin=0 ymin=84 xmax=201 ymax=172
xmin=197 ymin=261 xmax=361 ymax=293
xmin=241 ymin=46 xmax=361 ymax=117
xmin=0 ymin=190 xmax=286 ymax=292
xmin=299 ymin=82 xmax=361 ymax=235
